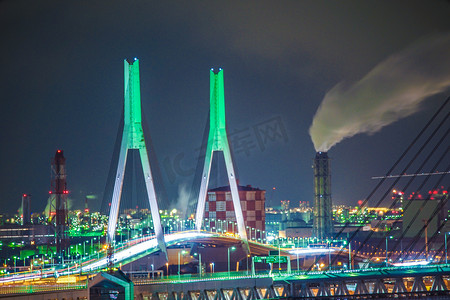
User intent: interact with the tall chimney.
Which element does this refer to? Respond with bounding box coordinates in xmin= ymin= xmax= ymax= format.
xmin=21 ymin=194 xmax=31 ymax=225
xmin=313 ymin=152 xmax=333 ymax=239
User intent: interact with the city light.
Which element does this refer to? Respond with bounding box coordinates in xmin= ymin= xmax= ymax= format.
xmin=392 ymin=260 xmax=430 ymax=267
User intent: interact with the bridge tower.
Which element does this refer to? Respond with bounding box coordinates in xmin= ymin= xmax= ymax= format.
xmin=195 ymin=69 xmax=249 ymax=248
xmin=107 ymin=58 xmax=167 ymax=258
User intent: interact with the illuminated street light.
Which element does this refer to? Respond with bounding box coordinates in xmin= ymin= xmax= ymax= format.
xmin=193 ymin=252 xmax=202 ymax=277
xmin=328 ymin=242 xmax=332 ymax=271
xmin=446 ymin=232 xmax=450 ymax=264
xmin=178 ymin=250 xmax=187 ymax=279
xmin=385 ymin=235 xmax=393 ymax=267
xmin=228 ymin=246 xmax=236 ymax=277
xmin=13 ymin=256 xmax=17 ymax=273
xmin=199 ymin=253 xmax=202 ymax=277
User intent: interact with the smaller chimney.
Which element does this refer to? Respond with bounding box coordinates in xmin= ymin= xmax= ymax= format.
xmin=21 ymin=194 xmax=31 ymax=225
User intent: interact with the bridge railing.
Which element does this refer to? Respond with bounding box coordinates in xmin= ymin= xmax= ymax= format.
xmin=131 ymin=262 xmax=450 ymax=286
xmin=0 ymin=282 xmax=87 ymax=295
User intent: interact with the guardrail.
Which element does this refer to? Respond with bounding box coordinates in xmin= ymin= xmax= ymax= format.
xmin=0 ymin=282 xmax=87 ymax=295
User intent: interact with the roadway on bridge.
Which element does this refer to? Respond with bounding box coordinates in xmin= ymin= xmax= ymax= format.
xmin=0 ymin=231 xmax=340 ymax=284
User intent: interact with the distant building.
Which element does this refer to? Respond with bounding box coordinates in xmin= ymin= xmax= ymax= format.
xmin=0 ymin=224 xmax=54 ymax=245
xmin=265 ymin=209 xmax=283 ymax=236
xmin=299 ymin=201 xmax=309 ymax=209
xmin=281 ymin=200 xmax=290 ymax=211
xmin=279 ymin=226 xmax=312 ymax=238
xmin=265 ymin=206 xmax=313 ymax=238
xmin=402 ymin=189 xmax=449 ymax=238
xmin=391 ymin=189 xmax=404 ymax=210
xmin=204 ymin=184 xmax=265 ymax=239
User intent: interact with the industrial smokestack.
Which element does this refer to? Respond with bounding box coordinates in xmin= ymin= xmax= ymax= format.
xmin=313 ymin=152 xmax=333 ymax=239
xmin=21 ymin=194 xmax=31 ymax=225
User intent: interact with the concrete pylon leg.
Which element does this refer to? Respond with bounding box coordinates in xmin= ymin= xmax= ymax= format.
xmin=107 ymin=59 xmax=167 ymax=260
xmin=194 ymin=69 xmax=249 ymax=252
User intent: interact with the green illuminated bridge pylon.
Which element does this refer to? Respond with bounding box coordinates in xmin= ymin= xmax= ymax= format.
xmin=107 ymin=58 xmax=167 ymax=259
xmin=195 ymin=68 xmax=249 ymax=251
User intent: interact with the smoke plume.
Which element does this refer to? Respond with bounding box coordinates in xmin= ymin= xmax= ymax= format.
xmin=171 ymin=183 xmax=192 ymax=219
xmin=309 ymin=33 xmax=450 ymax=152
xmin=44 ymin=195 xmax=73 ymax=219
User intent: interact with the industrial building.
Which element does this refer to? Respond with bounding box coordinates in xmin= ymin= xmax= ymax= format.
xmin=402 ymin=189 xmax=449 ymax=239
xmin=204 ymin=184 xmax=265 ymax=239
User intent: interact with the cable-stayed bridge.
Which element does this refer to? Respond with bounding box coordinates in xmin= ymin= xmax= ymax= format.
xmin=0 ymin=60 xmax=447 ymax=299
xmin=2 ymin=230 xmax=450 ymax=299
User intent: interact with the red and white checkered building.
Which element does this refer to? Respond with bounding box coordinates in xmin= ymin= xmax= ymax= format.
xmin=205 ymin=185 xmax=265 ymax=238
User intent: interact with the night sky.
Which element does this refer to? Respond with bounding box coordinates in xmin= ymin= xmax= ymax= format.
xmin=1 ymin=1 xmax=449 ymax=214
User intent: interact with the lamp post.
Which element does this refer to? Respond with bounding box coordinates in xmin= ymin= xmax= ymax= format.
xmin=385 ymin=235 xmax=393 ymax=267
xmin=228 ymin=246 xmax=236 ymax=277
xmin=348 ymin=240 xmax=352 ymax=270
xmin=178 ymin=250 xmax=187 ymax=279
xmin=423 ymin=219 xmax=429 ymax=261
xmin=199 ymin=253 xmax=202 ymax=277
xmin=446 ymin=232 xmax=449 ymax=264
xmin=193 ymin=252 xmax=202 ymax=276
xmin=328 ymin=242 xmax=332 ymax=271
xmin=278 ymin=243 xmax=281 ymax=272
xmin=13 ymin=256 xmax=17 ymax=273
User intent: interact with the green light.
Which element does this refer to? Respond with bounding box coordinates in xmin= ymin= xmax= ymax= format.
xmin=194 ymin=69 xmax=248 ymax=248
xmin=106 ymin=59 xmax=167 ymax=259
